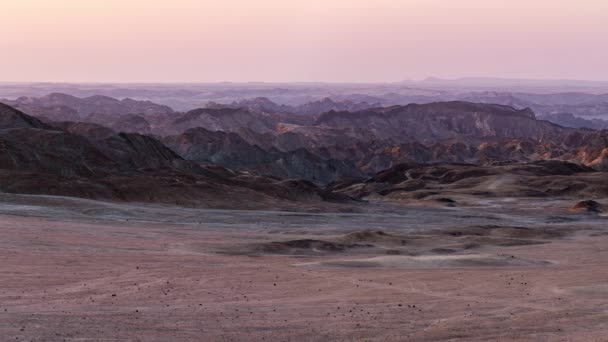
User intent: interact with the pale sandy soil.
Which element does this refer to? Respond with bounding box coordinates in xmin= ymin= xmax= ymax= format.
xmin=0 ymin=194 xmax=607 ymax=341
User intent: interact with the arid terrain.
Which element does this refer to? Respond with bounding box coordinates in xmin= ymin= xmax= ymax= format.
xmin=1 ymin=83 xmax=608 ymax=341
xmin=1 ymin=192 xmax=606 ymax=341
xmin=4 ymin=0 xmax=608 ymax=340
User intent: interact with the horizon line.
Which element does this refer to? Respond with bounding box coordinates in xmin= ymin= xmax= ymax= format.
xmin=2 ymin=77 xmax=608 ymax=86
xmin=0 ymin=76 xmax=608 ymax=85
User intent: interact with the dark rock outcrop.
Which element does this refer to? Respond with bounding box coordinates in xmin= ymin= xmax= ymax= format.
xmin=0 ymin=103 xmax=53 ymax=130
xmin=162 ymin=127 xmax=363 ymax=183
xmin=0 ymin=103 xmax=355 ymax=209
xmin=570 ymin=200 xmax=604 ymax=213
xmin=330 ymin=161 xmax=607 ymax=201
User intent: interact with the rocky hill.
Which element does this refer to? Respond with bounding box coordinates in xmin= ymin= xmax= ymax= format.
xmin=205 ymin=97 xmax=379 ymax=116
xmin=0 ymin=103 xmax=351 ymax=210
xmin=162 ymin=127 xmax=363 ymax=183
xmin=329 ymin=161 xmax=608 ymax=201
xmin=3 ymin=96 xmax=608 ymax=184
xmin=314 ymin=101 xmax=561 ymax=143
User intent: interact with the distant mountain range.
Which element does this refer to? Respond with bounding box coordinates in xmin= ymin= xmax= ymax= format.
xmin=2 ymin=80 xmax=607 ymax=114
xmin=538 ymin=113 xmax=608 ymax=130
xmin=1 ymin=93 xmax=607 ymax=192
xmin=3 ymin=93 xmax=173 ymax=120
xmin=408 ymin=77 xmax=608 ymax=89
xmin=205 ymin=97 xmax=381 ymax=116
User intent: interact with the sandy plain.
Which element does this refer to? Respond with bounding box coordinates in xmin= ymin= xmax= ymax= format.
xmin=0 ymin=193 xmax=607 ymax=341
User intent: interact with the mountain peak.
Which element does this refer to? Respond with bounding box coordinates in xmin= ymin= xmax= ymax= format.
xmin=0 ymin=102 xmax=53 ymax=130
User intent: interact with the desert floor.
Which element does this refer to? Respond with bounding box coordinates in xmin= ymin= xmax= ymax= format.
xmin=0 ymin=193 xmax=607 ymax=341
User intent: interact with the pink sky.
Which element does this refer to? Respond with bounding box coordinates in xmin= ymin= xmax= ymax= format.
xmin=1 ymin=0 xmax=607 ymax=82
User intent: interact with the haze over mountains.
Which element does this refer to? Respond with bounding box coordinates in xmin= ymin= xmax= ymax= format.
xmin=1 ymin=81 xmax=608 ymax=208
xmin=3 ymin=80 xmax=608 ymax=117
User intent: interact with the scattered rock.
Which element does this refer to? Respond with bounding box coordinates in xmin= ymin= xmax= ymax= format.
xmin=570 ymin=200 xmax=604 ymax=213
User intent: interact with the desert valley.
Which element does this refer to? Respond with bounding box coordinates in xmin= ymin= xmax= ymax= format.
xmin=2 ymin=1 xmax=608 ymax=340
xmin=0 ymin=80 xmax=607 ymax=341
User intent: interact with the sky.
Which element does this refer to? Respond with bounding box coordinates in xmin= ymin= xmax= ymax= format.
xmin=1 ymin=0 xmax=607 ymax=83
